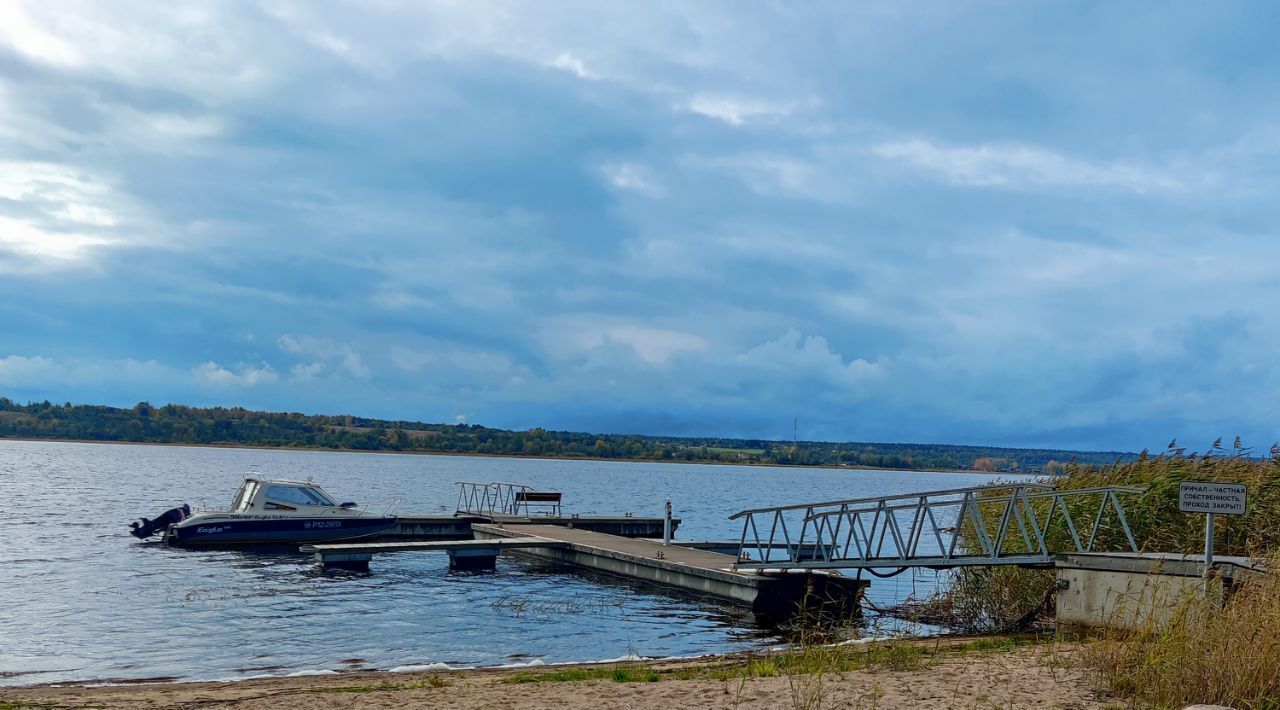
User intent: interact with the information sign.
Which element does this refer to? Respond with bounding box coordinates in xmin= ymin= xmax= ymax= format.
xmin=1178 ymin=481 xmax=1247 ymax=516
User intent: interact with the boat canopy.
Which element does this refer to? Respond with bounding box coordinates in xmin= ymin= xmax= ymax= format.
xmin=229 ymin=478 xmax=338 ymax=512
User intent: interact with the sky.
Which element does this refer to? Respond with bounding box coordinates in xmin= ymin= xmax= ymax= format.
xmin=1 ymin=1 xmax=1278 ymax=453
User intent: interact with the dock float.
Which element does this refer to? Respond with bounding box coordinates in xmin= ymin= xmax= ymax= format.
xmin=473 ymin=523 xmax=866 ymax=618
xmin=303 ymin=536 xmax=568 ymax=571
xmin=375 ymin=515 xmax=678 ymax=541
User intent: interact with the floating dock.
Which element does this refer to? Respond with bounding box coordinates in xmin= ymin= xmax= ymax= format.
xmin=474 ymin=523 xmax=865 ymax=617
xmin=306 ymin=521 xmax=865 ymax=617
xmin=303 ymin=535 xmax=567 ymax=571
xmin=376 ymin=514 xmax=676 ymax=541
xmin=304 ymin=481 xmax=862 ymax=618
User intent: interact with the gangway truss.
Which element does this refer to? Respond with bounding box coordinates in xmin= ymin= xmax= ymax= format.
xmin=730 ymin=482 xmax=1144 ymax=571
xmin=456 ymin=481 xmax=533 ymax=516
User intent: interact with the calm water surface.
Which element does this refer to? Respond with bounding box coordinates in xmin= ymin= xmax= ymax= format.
xmin=0 ymin=440 xmax=1016 ymax=685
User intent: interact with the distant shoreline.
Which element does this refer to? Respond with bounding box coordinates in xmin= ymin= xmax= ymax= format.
xmin=0 ymin=435 xmax=1011 ymax=476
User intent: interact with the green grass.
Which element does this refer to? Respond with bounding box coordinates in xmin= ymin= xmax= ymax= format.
xmin=958 ymin=636 xmax=1035 ymax=653
xmin=504 ymin=639 xmax=951 ymax=689
xmin=508 ymin=667 xmax=659 ymax=684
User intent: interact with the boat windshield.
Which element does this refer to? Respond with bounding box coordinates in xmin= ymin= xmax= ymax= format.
xmin=265 ymin=485 xmax=336 ymax=507
xmin=229 ymin=480 xmax=260 ymax=512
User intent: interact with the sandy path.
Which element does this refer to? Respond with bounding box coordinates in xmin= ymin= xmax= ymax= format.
xmin=1 ymin=644 xmax=1112 ymax=709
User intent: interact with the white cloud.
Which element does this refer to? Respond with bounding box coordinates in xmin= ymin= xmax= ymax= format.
xmin=0 ymin=216 xmax=112 ymax=264
xmin=871 ymin=139 xmax=1184 ymax=193
xmin=193 ymin=361 xmax=279 ymax=386
xmin=601 ymin=162 xmax=663 ymax=196
xmin=0 ymin=1 xmax=82 ymax=67
xmin=390 ymin=343 xmax=524 ymax=380
xmin=339 ymin=351 xmax=370 ymax=379
xmin=0 ymin=161 xmax=135 ymax=267
xmin=0 ymin=354 xmax=58 ymax=384
xmin=738 ymin=330 xmax=885 ymax=388
xmin=0 ymin=354 xmax=175 ymax=388
xmin=549 ymin=52 xmax=595 ymax=79
xmin=606 ymin=326 xmax=708 ymax=365
xmin=682 ymin=95 xmax=795 ymax=126
xmin=113 ymin=108 xmax=226 ymax=145
xmin=389 ymin=346 xmax=433 ymax=374
xmin=290 ymin=362 xmax=325 ymax=381
xmin=546 ymin=320 xmax=708 ymax=365
xmin=276 ymin=334 xmax=370 ymax=379
xmin=684 ymin=152 xmax=843 ymax=202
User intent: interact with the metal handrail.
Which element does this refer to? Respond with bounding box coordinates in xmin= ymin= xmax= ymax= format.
xmin=728 ymin=482 xmax=1056 ymax=518
xmin=796 ymin=485 xmax=1146 ymax=521
xmin=731 ymin=483 xmax=1145 ymax=571
xmin=455 ymin=481 xmax=534 ymax=516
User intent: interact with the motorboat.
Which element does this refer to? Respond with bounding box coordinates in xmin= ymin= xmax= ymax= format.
xmin=129 ymin=476 xmax=398 ymax=547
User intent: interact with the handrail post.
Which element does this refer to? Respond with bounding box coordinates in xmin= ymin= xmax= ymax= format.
xmin=736 ymin=515 xmax=750 ymax=565
xmin=663 ymin=500 xmax=672 ymax=546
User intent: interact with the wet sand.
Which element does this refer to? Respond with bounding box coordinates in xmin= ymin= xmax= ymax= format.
xmin=2 ymin=642 xmax=1110 ymax=709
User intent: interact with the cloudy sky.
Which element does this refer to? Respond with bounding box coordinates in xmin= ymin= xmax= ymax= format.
xmin=1 ymin=1 xmax=1277 ymax=452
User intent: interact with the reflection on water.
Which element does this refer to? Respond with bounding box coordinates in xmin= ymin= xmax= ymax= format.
xmin=0 ymin=440 xmax=1013 ymax=685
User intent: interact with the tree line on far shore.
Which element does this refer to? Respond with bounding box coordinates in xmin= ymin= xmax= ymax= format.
xmin=0 ymin=398 xmax=1133 ymax=473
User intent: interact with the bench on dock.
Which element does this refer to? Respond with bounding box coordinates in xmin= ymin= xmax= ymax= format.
xmin=514 ymin=491 xmax=562 ymax=517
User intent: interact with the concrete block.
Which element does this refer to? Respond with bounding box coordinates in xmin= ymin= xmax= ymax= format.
xmin=1056 ymin=567 xmax=1222 ymax=630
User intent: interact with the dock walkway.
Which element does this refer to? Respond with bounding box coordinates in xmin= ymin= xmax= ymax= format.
xmin=474 ymin=523 xmax=865 ymax=616
xmin=378 ymin=514 xmax=675 ymax=541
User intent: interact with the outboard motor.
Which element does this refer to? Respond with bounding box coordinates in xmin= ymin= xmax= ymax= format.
xmin=129 ymin=504 xmax=191 ymax=539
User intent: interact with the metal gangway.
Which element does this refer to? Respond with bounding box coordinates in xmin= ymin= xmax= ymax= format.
xmin=455 ymin=481 xmax=563 ymax=517
xmin=456 ymin=481 xmax=532 ymax=516
xmin=730 ymin=482 xmax=1144 ymax=571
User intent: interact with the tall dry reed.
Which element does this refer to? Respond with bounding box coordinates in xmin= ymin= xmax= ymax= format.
xmin=1086 ymin=553 xmax=1280 ymax=708
xmin=939 ymin=444 xmax=1280 ymax=632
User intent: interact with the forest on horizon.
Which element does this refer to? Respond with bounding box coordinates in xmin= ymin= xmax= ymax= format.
xmin=0 ymin=397 xmax=1136 ymax=473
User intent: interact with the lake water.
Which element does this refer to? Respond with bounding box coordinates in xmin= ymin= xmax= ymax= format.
xmin=0 ymin=439 xmax=1017 ymax=686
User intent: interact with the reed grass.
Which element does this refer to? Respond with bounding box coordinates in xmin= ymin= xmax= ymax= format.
xmin=1085 ymin=553 xmax=1280 ymax=708
xmin=939 ymin=444 xmax=1280 ymax=632
xmin=1056 ymin=442 xmax=1280 ymax=556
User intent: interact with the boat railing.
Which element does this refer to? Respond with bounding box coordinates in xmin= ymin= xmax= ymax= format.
xmin=368 ymin=497 xmax=403 ymax=517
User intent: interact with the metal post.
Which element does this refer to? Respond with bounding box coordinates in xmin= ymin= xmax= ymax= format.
xmin=663 ymin=500 xmax=672 ymax=546
xmin=1204 ymin=512 xmax=1215 ymax=575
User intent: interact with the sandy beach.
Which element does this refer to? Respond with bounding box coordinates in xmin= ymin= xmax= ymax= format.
xmin=2 ymin=641 xmax=1111 ymax=709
